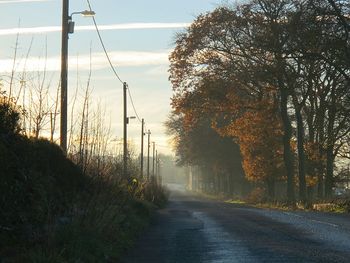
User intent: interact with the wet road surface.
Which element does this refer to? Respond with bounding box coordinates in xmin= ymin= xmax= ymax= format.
xmin=122 ymin=185 xmax=350 ymax=263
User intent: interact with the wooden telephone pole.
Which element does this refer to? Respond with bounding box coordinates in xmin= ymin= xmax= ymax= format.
xmin=60 ymin=0 xmax=69 ymax=153
xmin=140 ymin=118 xmax=145 ymax=178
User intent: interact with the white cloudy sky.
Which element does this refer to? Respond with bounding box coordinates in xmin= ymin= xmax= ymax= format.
xmin=0 ymin=0 xmax=222 ymax=155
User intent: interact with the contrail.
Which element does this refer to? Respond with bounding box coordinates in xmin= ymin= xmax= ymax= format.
xmin=0 ymin=23 xmax=190 ymax=36
xmin=0 ymin=0 xmax=51 ymax=4
xmin=0 ymin=50 xmax=170 ymax=73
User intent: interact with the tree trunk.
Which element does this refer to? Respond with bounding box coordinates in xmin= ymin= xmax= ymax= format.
xmin=325 ymin=146 xmax=334 ymax=197
xmin=266 ymin=176 xmax=275 ymax=200
xmin=325 ymin=95 xmax=336 ymax=197
xmin=280 ymin=89 xmax=295 ymax=204
xmin=229 ymin=171 xmax=234 ymax=195
xmin=317 ymin=172 xmax=324 ymax=198
xmin=294 ymin=105 xmax=307 ymax=203
xmin=226 ymin=173 xmax=230 ymax=195
xmin=317 ymin=107 xmax=326 ymax=198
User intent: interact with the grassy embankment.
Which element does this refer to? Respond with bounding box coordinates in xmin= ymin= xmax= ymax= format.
xmin=0 ymin=99 xmax=168 ymax=262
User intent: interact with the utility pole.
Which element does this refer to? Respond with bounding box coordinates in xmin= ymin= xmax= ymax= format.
xmin=146 ymin=129 xmax=151 ymax=180
xmin=20 ymin=79 xmax=27 ymax=135
xmin=123 ymin=82 xmax=127 ymax=178
xmin=50 ymin=112 xmax=59 ymax=142
xmin=140 ymin=118 xmax=144 ymax=178
xmin=60 ymin=0 xmax=69 ymax=153
xmin=157 ymin=156 xmax=161 ymax=185
xmin=50 ymin=112 xmax=54 ymax=142
xmin=152 ymin=142 xmax=155 ymax=177
xmin=155 ymin=150 xmax=158 ymax=176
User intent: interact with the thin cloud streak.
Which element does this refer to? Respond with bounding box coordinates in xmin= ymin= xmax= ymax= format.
xmin=0 ymin=0 xmax=50 ymax=4
xmin=0 ymin=50 xmax=170 ymax=73
xmin=0 ymin=23 xmax=190 ymax=36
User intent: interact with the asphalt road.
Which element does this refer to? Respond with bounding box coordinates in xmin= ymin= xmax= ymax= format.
xmin=122 ymin=185 xmax=350 ymax=263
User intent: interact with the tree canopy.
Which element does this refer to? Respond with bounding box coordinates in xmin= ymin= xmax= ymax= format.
xmin=167 ymin=0 xmax=350 ymax=202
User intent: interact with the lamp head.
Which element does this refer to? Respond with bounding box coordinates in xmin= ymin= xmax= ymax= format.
xmin=81 ymin=10 xmax=96 ymax=17
xmin=68 ymin=10 xmax=95 ymax=34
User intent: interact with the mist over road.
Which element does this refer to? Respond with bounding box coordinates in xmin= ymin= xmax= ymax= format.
xmin=122 ymin=184 xmax=350 ymax=263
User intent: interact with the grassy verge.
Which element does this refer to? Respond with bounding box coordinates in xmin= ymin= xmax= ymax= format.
xmin=230 ymin=198 xmax=350 ymax=213
xmin=190 ymin=189 xmax=350 ymax=214
xmin=0 ymin=135 xmax=168 ymax=262
xmin=24 ymin=185 xmax=164 ymax=262
xmin=1 ymin=176 xmax=167 ymax=263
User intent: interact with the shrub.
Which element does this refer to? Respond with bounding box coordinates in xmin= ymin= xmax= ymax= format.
xmin=0 ymin=95 xmax=21 ymax=135
xmin=137 ymin=180 xmax=169 ymax=208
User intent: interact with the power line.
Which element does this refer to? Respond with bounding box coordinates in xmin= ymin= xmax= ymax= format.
xmin=86 ymin=0 xmax=143 ymax=123
xmin=127 ymin=85 xmax=142 ymax=123
xmin=86 ymin=0 xmax=124 ymax=84
xmin=86 ymin=0 xmax=148 ymax=140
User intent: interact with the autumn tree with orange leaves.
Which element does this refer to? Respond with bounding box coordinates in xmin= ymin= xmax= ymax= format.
xmin=214 ymin=93 xmax=285 ymax=199
xmin=168 ymin=0 xmax=350 ymax=203
xmin=169 ymin=4 xmax=296 ymax=201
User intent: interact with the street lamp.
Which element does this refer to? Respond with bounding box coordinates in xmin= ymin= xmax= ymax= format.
xmin=68 ymin=10 xmax=96 ymax=34
xmin=127 ymin=116 xmax=136 ymax=123
xmin=60 ymin=1 xmax=95 ymax=153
